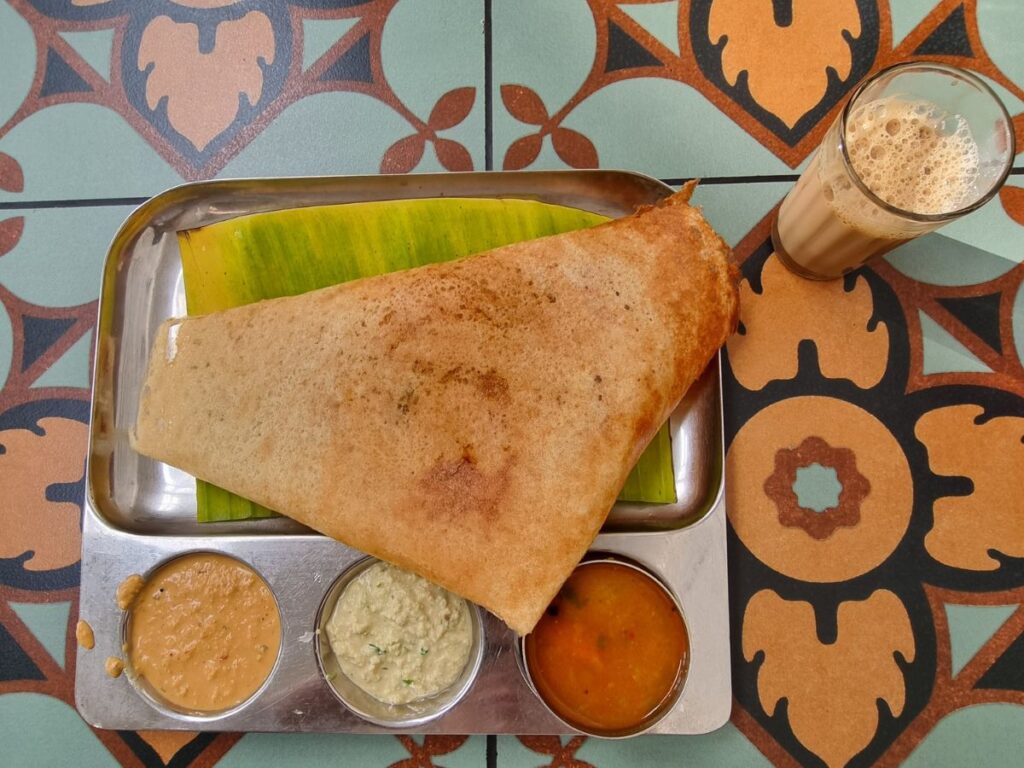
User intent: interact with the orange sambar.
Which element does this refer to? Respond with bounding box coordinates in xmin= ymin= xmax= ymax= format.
xmin=524 ymin=560 xmax=689 ymax=735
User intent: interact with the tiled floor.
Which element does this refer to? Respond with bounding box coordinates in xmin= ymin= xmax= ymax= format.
xmin=2 ymin=1 xmax=1023 ymax=767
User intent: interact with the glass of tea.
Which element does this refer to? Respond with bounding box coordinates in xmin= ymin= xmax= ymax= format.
xmin=772 ymin=61 xmax=1015 ymax=280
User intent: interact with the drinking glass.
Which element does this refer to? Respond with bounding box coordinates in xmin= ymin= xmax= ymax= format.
xmin=772 ymin=62 xmax=1015 ymax=280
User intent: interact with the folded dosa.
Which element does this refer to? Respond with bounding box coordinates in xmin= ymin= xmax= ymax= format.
xmin=133 ymin=184 xmax=738 ymax=634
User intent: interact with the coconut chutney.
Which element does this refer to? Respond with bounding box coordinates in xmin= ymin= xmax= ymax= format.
xmin=325 ymin=562 xmax=472 ymax=705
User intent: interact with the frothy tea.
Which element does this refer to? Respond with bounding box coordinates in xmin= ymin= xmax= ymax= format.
xmin=845 ymin=97 xmax=979 ymax=215
xmin=774 ymin=96 xmax=982 ymax=279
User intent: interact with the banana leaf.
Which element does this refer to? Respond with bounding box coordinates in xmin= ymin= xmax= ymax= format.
xmin=178 ymin=198 xmax=676 ymax=523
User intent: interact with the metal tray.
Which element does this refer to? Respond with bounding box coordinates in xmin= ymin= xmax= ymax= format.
xmin=75 ymin=170 xmax=732 ymax=734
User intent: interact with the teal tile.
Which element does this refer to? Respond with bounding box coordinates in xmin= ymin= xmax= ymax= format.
xmin=217 ymin=733 xmax=484 ymax=768
xmin=978 ymin=2 xmax=1024 ymax=95
xmin=891 ymin=1 xmax=943 ymax=46
xmin=884 ymin=179 xmax=1024 ymax=286
xmin=220 ymin=92 xmax=423 ymax=178
xmin=575 ymin=725 xmax=773 ymax=767
xmin=0 ymin=0 xmax=484 ymax=200
xmin=0 ymin=206 xmax=135 ymax=307
xmin=492 ymin=1 xmax=792 ymax=177
xmin=491 ymin=0 xmax=597 ymax=173
xmin=0 ymin=693 xmax=117 ymax=768
xmin=0 ymin=105 xmax=179 ymax=202
xmin=219 ymin=734 xmax=408 ymax=767
xmin=379 ymin=0 xmax=484 ymax=172
xmin=944 ymin=603 xmax=1017 ymax=676
xmin=58 ymin=29 xmax=115 ymax=83
xmin=690 ymin=182 xmax=789 ymax=247
xmin=496 ymin=735 xmax=579 ymax=767
xmin=919 ymin=310 xmax=992 ymax=374
xmin=793 ymin=463 xmax=842 ymax=512
xmin=903 ymin=703 xmax=1024 ymax=767
xmin=0 ymin=297 xmax=12 ymax=389
xmin=493 ymin=0 xmax=596 ymax=127
xmin=31 ymin=329 xmax=93 ymax=390
xmin=224 ymin=0 xmax=484 ymax=178
xmin=0 ymin=2 xmax=35 ymax=127
xmin=497 ymin=725 xmax=772 ymax=768
xmin=409 ymin=735 xmax=487 ymax=768
xmin=1015 ymin=278 xmax=1024 ymax=364
xmin=302 ymin=18 xmax=361 ymax=71
xmin=559 ymin=79 xmax=793 ymax=177
xmin=620 ymin=2 xmax=680 ymax=56
xmin=9 ymin=601 xmax=72 ymax=670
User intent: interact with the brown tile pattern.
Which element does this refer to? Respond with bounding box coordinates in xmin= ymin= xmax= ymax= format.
xmin=0 ymin=1 xmax=1022 ymax=766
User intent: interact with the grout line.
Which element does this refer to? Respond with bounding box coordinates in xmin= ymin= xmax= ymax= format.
xmin=1 ymin=168 xmax=1020 ymax=211
xmin=666 ymin=166 xmax=1024 ymax=187
xmin=483 ymin=0 xmax=494 ymax=171
xmin=486 ymin=734 xmax=497 ymax=768
xmin=663 ymin=174 xmax=799 ymax=186
xmin=0 ymin=197 xmax=148 ymax=211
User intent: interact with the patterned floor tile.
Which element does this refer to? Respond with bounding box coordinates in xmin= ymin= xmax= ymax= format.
xmin=1 ymin=3 xmax=1023 ymax=768
xmin=884 ymin=178 xmax=1024 ymax=285
xmin=919 ymin=310 xmax=993 ymax=373
xmin=218 ymin=91 xmax=431 ymax=179
xmin=619 ymin=1 xmax=680 ymax=56
xmin=1015 ymin=278 xmax=1024 ymax=363
xmin=891 ymin=0 xmax=944 ymax=46
xmin=554 ymin=78 xmax=795 ymax=177
xmin=217 ymin=733 xmax=484 ymax=768
xmin=0 ymin=693 xmax=118 ymax=768
xmin=0 ymin=206 xmax=136 ymax=307
xmin=8 ymin=600 xmax=71 ymax=670
xmin=574 ymin=725 xmax=774 ymax=767
xmin=0 ymin=402 xmax=89 ymax=581
xmin=902 ymin=703 xmax=1024 ymax=766
xmin=0 ymin=0 xmax=484 ymax=200
xmin=496 ymin=725 xmax=773 ymax=767
xmin=0 ymin=3 xmax=35 ymax=129
xmin=689 ymin=182 xmax=790 ymax=246
xmin=0 ymin=297 xmax=12 ymax=391
xmin=0 ymin=105 xmax=181 ymax=202
xmin=945 ymin=603 xmax=1019 ymax=675
xmin=28 ymin=329 xmax=92 ymax=391
xmin=975 ymin=1 xmax=1024 ymax=93
xmin=491 ymin=0 xmax=796 ymax=177
xmin=134 ymin=731 xmax=202 ymax=767
xmin=377 ymin=0 xmax=485 ymax=172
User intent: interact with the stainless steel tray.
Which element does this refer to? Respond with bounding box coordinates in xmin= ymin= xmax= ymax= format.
xmin=75 ymin=170 xmax=732 ymax=735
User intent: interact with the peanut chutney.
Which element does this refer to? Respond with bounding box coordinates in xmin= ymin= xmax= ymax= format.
xmin=105 ymin=656 xmax=124 ymax=679
xmin=524 ymin=561 xmax=689 ymax=735
xmin=76 ymin=619 xmax=95 ymax=650
xmin=325 ymin=562 xmax=472 ymax=705
xmin=127 ymin=553 xmax=280 ymax=713
xmin=116 ymin=574 xmax=145 ymax=610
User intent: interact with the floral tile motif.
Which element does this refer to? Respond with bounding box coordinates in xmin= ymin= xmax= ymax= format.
xmin=0 ymin=0 xmax=485 ymax=201
xmin=492 ymin=0 xmax=1024 ymax=176
xmin=211 ymin=733 xmax=485 ymax=768
xmin=723 ymin=214 xmax=1024 ymax=766
xmin=1 ymin=2 xmax=1024 ymax=768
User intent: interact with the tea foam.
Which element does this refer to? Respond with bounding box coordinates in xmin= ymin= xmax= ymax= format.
xmin=844 ymin=96 xmax=979 ymax=215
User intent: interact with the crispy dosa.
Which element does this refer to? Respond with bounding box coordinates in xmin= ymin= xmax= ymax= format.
xmin=133 ymin=184 xmax=738 ymax=635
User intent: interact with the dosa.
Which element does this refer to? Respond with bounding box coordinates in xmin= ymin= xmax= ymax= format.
xmin=133 ymin=184 xmax=738 ymax=634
